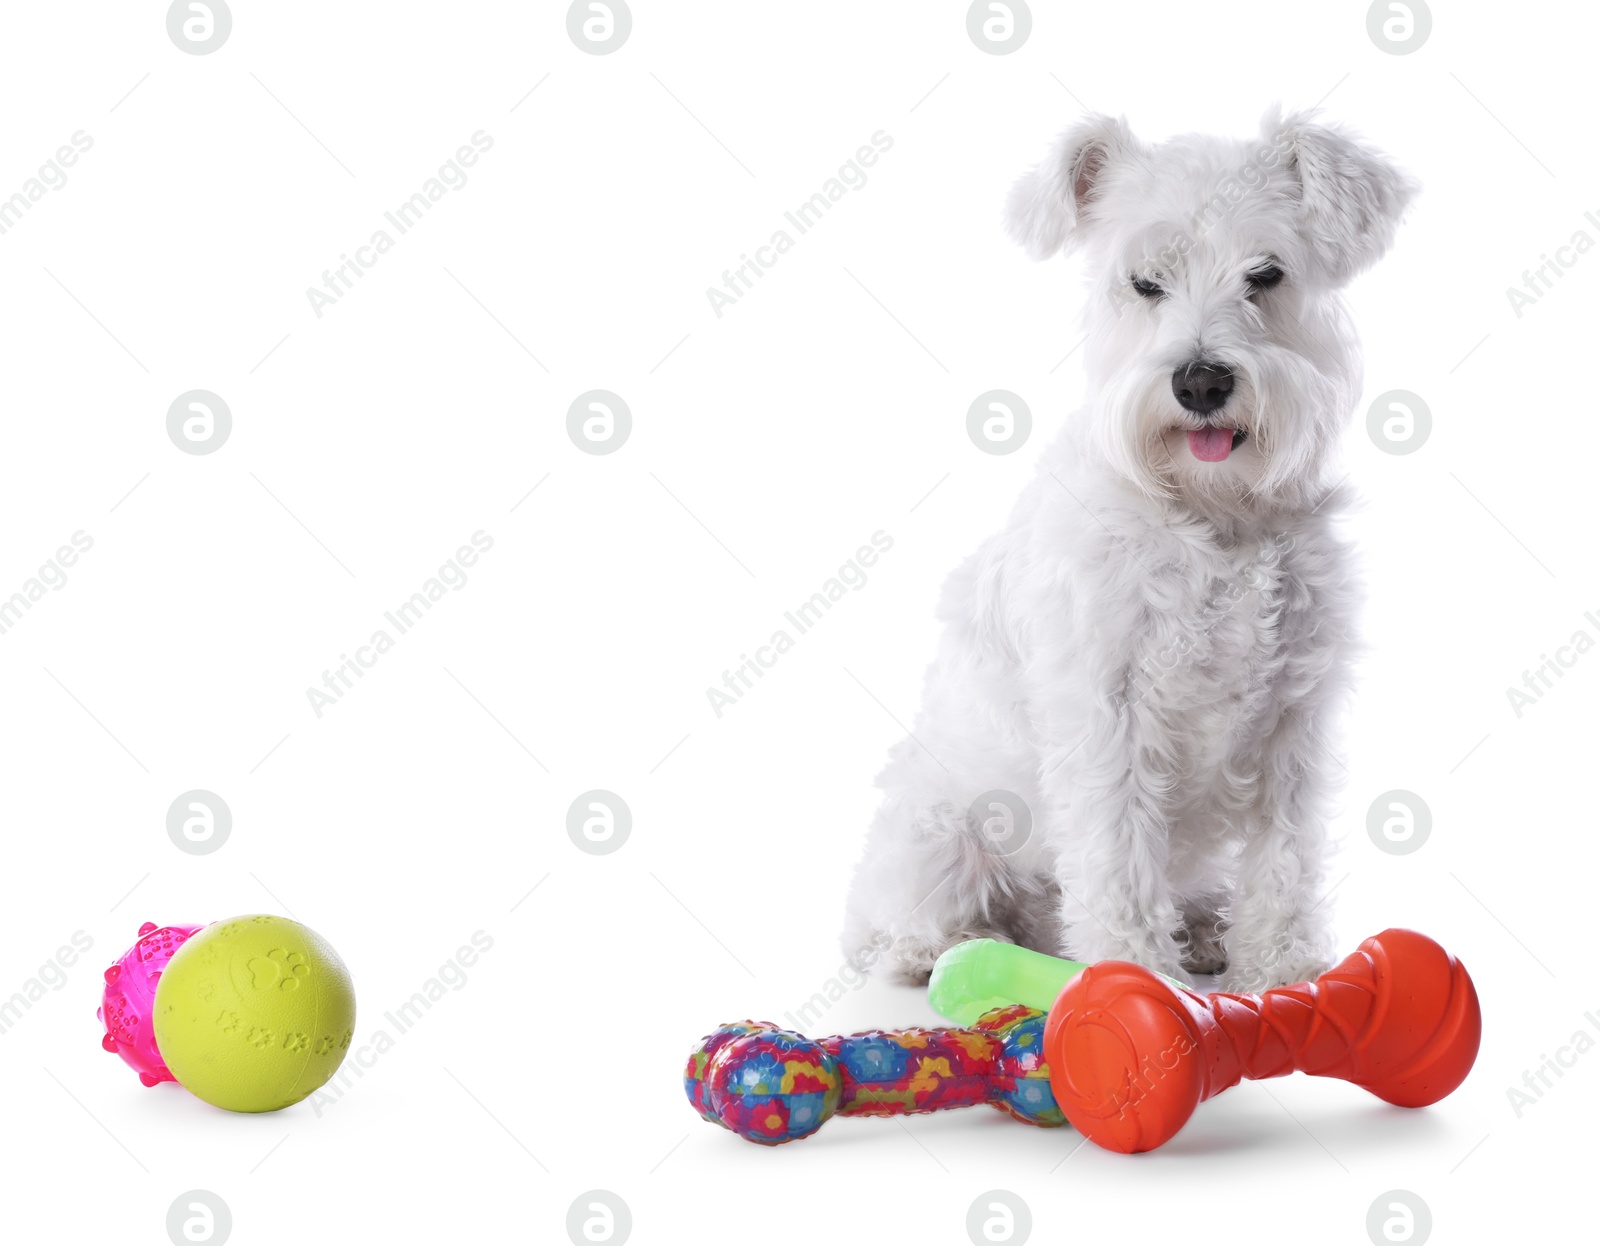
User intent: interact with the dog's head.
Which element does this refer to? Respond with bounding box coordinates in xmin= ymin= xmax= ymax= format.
xmin=1007 ymin=108 xmax=1417 ymax=512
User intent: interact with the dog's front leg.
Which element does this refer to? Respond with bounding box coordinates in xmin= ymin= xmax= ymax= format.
xmin=1043 ymin=710 xmax=1190 ymax=982
xmin=1221 ymin=711 xmax=1339 ymax=992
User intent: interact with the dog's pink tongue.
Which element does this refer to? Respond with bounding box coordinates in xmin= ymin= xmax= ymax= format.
xmin=1187 ymin=427 xmax=1234 ymax=462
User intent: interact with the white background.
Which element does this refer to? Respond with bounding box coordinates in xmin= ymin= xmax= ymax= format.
xmin=1 ymin=2 xmax=1594 ymax=1243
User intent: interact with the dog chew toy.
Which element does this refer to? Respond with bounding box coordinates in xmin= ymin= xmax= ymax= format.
xmin=684 ymin=1004 xmax=1063 ymax=1144
xmin=931 ymin=941 xmax=1096 ymax=1026
xmin=99 ymin=922 xmax=206 ymax=1086
xmin=931 ymin=927 xmax=1482 ymax=1153
xmin=99 ymin=916 xmax=356 ymax=1113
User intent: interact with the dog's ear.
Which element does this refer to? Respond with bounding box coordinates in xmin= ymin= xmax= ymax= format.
xmin=1271 ymin=107 xmax=1420 ymax=285
xmin=1005 ymin=113 xmax=1137 ymax=260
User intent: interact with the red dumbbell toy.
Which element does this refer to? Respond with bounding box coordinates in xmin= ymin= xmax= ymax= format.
xmin=1019 ymin=928 xmax=1480 ymax=1152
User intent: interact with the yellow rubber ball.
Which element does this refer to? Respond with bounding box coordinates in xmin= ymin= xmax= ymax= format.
xmin=153 ymin=914 xmax=356 ymax=1113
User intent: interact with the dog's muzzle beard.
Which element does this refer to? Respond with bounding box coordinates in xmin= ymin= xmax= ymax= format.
xmin=1095 ymin=365 xmax=1261 ymax=499
xmin=1102 ymin=344 xmax=1353 ymax=515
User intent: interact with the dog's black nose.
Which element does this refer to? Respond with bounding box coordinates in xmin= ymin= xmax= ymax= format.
xmin=1172 ymin=362 xmax=1234 ymax=415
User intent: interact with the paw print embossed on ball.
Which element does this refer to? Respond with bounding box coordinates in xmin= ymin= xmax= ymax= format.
xmin=247 ymin=948 xmax=310 ymax=992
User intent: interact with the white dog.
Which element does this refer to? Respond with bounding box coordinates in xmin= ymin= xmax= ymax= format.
xmin=843 ymin=109 xmax=1417 ymax=993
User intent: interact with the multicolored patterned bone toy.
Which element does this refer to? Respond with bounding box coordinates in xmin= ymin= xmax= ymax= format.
xmin=684 ymin=1004 xmax=1063 ymax=1144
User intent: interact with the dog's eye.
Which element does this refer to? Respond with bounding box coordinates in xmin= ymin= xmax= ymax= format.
xmin=1247 ymin=265 xmax=1284 ymax=291
xmin=1130 ymin=275 xmax=1162 ymax=299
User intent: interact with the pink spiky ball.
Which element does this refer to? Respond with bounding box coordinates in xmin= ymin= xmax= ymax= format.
xmin=98 ymin=921 xmax=205 ymax=1087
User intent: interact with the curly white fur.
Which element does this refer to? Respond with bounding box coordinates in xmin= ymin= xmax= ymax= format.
xmin=843 ymin=108 xmax=1418 ymax=993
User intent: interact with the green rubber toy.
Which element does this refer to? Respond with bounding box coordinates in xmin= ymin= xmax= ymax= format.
xmin=927 ymin=940 xmax=1087 ymax=1026
xmin=928 ymin=939 xmax=1184 ymax=1026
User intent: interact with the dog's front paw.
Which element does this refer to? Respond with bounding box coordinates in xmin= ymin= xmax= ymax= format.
xmin=1182 ymin=945 xmax=1229 ymax=978
xmin=884 ymin=929 xmax=1016 ymax=986
xmin=1219 ymin=947 xmax=1333 ymax=994
xmin=1064 ymin=930 xmax=1197 ymax=990
xmin=1219 ymin=913 xmax=1337 ymax=993
xmin=1178 ymin=909 xmax=1229 ymax=977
